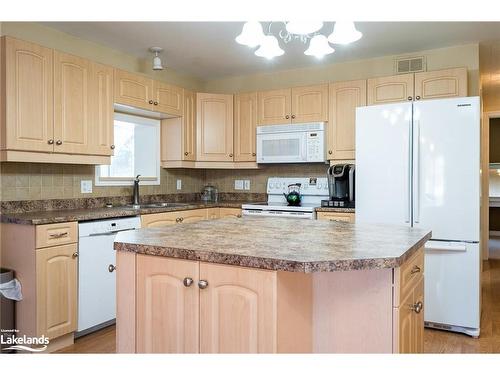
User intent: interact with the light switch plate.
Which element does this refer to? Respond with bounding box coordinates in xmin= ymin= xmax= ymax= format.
xmin=81 ymin=180 xmax=93 ymax=194
xmin=176 ymin=179 xmax=182 ymax=190
xmin=234 ymin=180 xmax=244 ymax=190
xmin=244 ymin=180 xmax=250 ymax=190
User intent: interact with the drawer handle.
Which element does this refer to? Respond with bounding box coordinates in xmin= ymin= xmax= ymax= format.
xmin=49 ymin=232 xmax=69 ymax=239
xmin=410 ymin=301 xmax=423 ymax=314
xmin=108 ymin=264 xmax=116 ymax=273
xmin=410 ymin=265 xmax=421 ymax=274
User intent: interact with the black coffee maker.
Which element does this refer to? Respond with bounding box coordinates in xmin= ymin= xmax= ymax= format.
xmin=322 ymin=164 xmax=355 ymax=208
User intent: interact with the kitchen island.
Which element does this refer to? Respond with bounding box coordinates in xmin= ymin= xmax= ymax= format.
xmin=114 ymin=217 xmax=431 ymax=354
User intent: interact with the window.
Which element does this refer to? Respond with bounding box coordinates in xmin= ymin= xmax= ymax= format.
xmin=95 ymin=113 xmax=160 ymax=186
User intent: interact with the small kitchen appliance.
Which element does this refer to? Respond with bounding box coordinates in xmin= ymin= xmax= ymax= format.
xmin=201 ymin=185 xmax=218 ymax=203
xmin=242 ymin=177 xmax=329 ymax=219
xmin=322 ymin=164 xmax=355 ymax=208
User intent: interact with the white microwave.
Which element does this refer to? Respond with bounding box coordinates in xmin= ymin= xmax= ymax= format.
xmin=256 ymin=122 xmax=325 ymax=164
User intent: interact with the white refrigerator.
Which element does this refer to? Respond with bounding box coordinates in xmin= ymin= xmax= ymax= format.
xmin=355 ymin=96 xmax=481 ymax=337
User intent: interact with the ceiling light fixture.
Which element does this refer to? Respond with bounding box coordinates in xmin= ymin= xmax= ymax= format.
xmin=327 ymin=21 xmax=363 ymax=45
xmin=235 ymin=21 xmax=362 ymax=60
xmin=149 ymin=47 xmax=164 ymax=71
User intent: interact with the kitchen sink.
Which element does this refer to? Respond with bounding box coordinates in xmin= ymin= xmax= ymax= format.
xmin=124 ymin=202 xmax=191 ymax=209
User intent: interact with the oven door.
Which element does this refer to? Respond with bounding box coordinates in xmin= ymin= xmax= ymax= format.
xmin=256 ymin=131 xmax=307 ymax=163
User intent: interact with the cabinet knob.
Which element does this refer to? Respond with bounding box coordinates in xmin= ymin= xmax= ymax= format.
xmin=176 ymin=217 xmax=181 ymax=223
xmin=410 ymin=265 xmax=421 ymax=274
xmin=154 ymin=101 xmax=158 ymax=106
xmin=415 ymin=95 xmax=421 ymax=100
xmin=229 ymin=153 xmax=233 ymax=157
xmin=328 ymin=150 xmax=333 ymax=155
xmin=198 ymin=280 xmax=209 ymax=289
xmin=291 ymin=114 xmax=296 ymax=119
xmin=47 ymin=139 xmax=54 ymax=145
xmin=183 ymin=277 xmax=193 ymax=287
xmin=184 ymin=151 xmax=189 ymax=156
xmin=410 ymin=301 xmax=423 ymax=314
xmin=108 ymin=264 xmax=116 ymax=273
xmin=252 ymin=152 xmax=256 ymax=156
xmin=148 ymin=100 xmax=154 ymax=104
xmin=110 ymin=144 xmax=115 ymax=150
xmin=285 ymin=115 xmax=290 ymax=119
xmin=407 ymin=96 xmax=413 ymax=101
xmin=72 ymin=252 xmax=79 ymax=259
xmin=236 ymin=214 xmax=242 ymax=218
xmin=56 ymin=140 xmax=62 ymax=145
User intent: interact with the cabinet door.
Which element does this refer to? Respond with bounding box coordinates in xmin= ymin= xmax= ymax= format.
xmin=199 ymin=263 xmax=277 ymax=353
xmin=234 ymin=92 xmax=257 ymax=162
xmin=316 ymin=212 xmax=355 ymax=223
xmin=89 ymin=62 xmax=114 ymax=156
xmin=207 ymin=208 xmax=220 ymax=219
xmin=396 ymin=286 xmax=414 ymax=354
xmin=114 ymin=69 xmax=153 ymax=111
xmin=3 ymin=37 xmax=54 ymax=152
xmin=36 ymin=243 xmax=78 ymax=339
xmin=153 ymin=81 xmax=183 ymax=116
xmin=413 ymin=278 xmax=424 ymax=353
xmin=328 ymin=80 xmax=366 ymax=160
xmin=291 ymin=84 xmax=328 ymax=123
xmin=367 ymin=73 xmax=414 ymax=105
xmin=414 ymin=68 xmax=467 ymax=100
xmin=53 ymin=51 xmax=91 ymax=154
xmin=141 ymin=212 xmax=180 ymax=227
xmin=136 ymin=255 xmax=199 ymax=353
xmin=178 ymin=209 xmax=208 ymax=223
xmin=257 ymin=89 xmax=291 ymax=125
xmin=219 ymin=208 xmax=242 ymax=218
xmin=196 ymin=93 xmax=234 ymax=162
xmin=183 ymin=89 xmax=196 ymax=161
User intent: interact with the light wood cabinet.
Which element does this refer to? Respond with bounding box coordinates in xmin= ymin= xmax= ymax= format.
xmin=199 ymin=262 xmax=277 ymax=353
xmin=35 ymin=221 xmax=78 ymax=249
xmin=141 ymin=209 xmax=208 ymax=228
xmin=219 ymin=208 xmax=242 ymax=218
xmin=316 ymin=211 xmax=355 ymax=223
xmin=53 ymin=51 xmax=91 ymax=155
xmin=367 ymin=73 xmax=414 ymax=105
xmin=36 ymin=243 xmax=78 ymax=339
xmin=196 ymin=93 xmax=234 ymax=162
xmin=234 ymin=92 xmax=257 ymax=162
xmin=291 ymin=84 xmax=328 ymax=123
xmin=328 ymin=80 xmax=366 ymax=160
xmin=114 ymin=68 xmax=153 ymax=111
xmin=153 ymin=81 xmax=183 ymax=116
xmin=183 ymin=90 xmax=196 ymax=161
xmin=257 ymin=88 xmax=291 ymax=125
xmin=206 ymin=208 xmax=220 ymax=219
xmin=1 ymin=37 xmax=54 ymax=153
xmin=414 ymin=67 xmax=467 ymax=100
xmin=136 ymin=255 xmax=199 ymax=353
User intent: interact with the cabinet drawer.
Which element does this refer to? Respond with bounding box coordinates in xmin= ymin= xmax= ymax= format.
xmin=36 ymin=222 xmax=78 ymax=249
xmin=141 ymin=209 xmax=208 ymax=228
xmin=393 ymin=248 xmax=424 ymax=307
xmin=316 ymin=212 xmax=355 ymax=223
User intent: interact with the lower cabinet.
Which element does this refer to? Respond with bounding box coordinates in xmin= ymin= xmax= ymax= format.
xmin=316 ymin=211 xmax=355 ymax=223
xmin=141 ymin=207 xmax=242 ymax=227
xmin=135 ymin=255 xmax=277 ymax=353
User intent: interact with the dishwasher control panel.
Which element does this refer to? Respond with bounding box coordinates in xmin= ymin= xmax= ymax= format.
xmin=78 ymin=216 xmax=141 ymax=237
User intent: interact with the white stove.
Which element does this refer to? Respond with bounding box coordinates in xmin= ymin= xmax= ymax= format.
xmin=242 ymin=177 xmax=329 ymax=219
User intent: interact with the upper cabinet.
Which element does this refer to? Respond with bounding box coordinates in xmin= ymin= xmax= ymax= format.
xmin=114 ymin=69 xmax=184 ymax=115
xmin=257 ymin=89 xmax=291 ymax=125
xmin=234 ymin=92 xmax=257 ymax=162
xmin=257 ymin=84 xmax=328 ymax=125
xmin=414 ymin=68 xmax=467 ymax=100
xmin=196 ymin=93 xmax=234 ymax=162
xmin=1 ymin=37 xmax=54 ymax=153
xmin=183 ymin=89 xmax=196 ymax=161
xmin=328 ymin=80 xmax=367 ymax=161
xmin=368 ymin=68 xmax=467 ymax=105
xmin=367 ymin=73 xmax=414 ymax=105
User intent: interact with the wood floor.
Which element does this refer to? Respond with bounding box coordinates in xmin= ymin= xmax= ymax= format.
xmin=56 ymin=260 xmax=500 ymax=354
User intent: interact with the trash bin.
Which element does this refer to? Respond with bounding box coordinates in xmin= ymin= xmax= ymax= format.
xmin=1 ymin=268 xmax=20 ymax=353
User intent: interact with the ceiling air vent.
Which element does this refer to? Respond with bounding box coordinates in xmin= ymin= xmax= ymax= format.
xmin=395 ymin=56 xmax=426 ymax=74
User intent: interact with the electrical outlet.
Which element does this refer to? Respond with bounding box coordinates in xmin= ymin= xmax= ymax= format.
xmin=81 ymin=180 xmax=93 ymax=194
xmin=244 ymin=180 xmax=250 ymax=190
xmin=234 ymin=180 xmax=244 ymax=190
xmin=176 ymin=179 xmax=182 ymax=190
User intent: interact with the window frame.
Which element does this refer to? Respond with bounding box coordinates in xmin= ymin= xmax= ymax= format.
xmin=95 ymin=112 xmax=161 ymax=187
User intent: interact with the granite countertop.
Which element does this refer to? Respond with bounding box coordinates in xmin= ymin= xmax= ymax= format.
xmin=0 ymin=201 xmax=252 ymax=225
xmin=114 ymin=217 xmax=431 ymax=272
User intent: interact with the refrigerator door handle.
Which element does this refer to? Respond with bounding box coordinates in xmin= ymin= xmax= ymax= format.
xmin=414 ymin=120 xmax=420 ymax=224
xmin=406 ymin=118 xmax=412 ymax=223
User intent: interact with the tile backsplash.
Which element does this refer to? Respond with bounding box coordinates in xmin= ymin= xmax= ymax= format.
xmin=0 ymin=162 xmax=330 ymax=202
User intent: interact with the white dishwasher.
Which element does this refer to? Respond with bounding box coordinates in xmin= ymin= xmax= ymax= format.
xmin=77 ymin=216 xmax=141 ymax=337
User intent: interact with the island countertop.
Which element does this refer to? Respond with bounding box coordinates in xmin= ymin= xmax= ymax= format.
xmin=114 ymin=217 xmax=431 ymax=272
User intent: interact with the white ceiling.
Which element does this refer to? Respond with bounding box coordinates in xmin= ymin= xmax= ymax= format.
xmin=42 ymin=22 xmax=500 ymax=80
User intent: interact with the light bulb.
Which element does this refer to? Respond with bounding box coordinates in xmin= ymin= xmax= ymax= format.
xmin=236 ymin=21 xmax=265 ymax=48
xmin=328 ymin=21 xmax=362 ymax=45
xmin=152 ymin=56 xmax=163 ymax=70
xmin=304 ymin=35 xmax=335 ymax=59
xmin=286 ymin=21 xmax=323 ymax=35
xmin=254 ymin=35 xmax=284 ymax=59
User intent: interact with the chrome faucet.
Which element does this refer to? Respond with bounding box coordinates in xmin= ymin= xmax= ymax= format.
xmin=133 ymin=175 xmax=141 ymax=206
